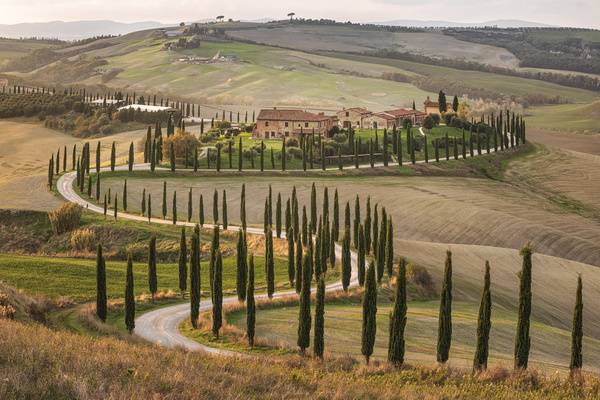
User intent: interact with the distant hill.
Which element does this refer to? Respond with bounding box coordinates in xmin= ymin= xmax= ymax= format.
xmin=373 ymin=19 xmax=555 ymax=28
xmin=0 ymin=20 xmax=169 ymax=40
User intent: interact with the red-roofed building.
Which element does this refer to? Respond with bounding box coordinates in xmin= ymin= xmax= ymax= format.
xmin=336 ymin=107 xmax=372 ymax=129
xmin=384 ymin=108 xmax=427 ymax=126
xmin=254 ymin=108 xmax=337 ymax=139
xmin=424 ymin=96 xmax=445 ymax=115
xmin=363 ymin=112 xmax=397 ymax=129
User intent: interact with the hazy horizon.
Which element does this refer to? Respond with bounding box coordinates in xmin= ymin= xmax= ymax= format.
xmin=1 ymin=0 xmax=599 ymax=29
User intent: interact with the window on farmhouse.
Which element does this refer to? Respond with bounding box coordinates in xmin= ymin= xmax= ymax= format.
xmin=345 ymin=111 xmax=349 ymax=117
xmin=285 ymin=122 xmax=289 ymax=127
xmin=265 ymin=121 xmax=269 ymax=127
xmin=305 ymin=122 xmax=309 ymax=128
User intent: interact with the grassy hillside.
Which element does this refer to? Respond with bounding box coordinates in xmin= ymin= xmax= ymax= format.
xmin=3 ymin=319 xmax=599 ymax=399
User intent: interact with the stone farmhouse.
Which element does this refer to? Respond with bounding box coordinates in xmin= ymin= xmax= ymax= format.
xmin=338 ymin=106 xmax=427 ymax=129
xmin=424 ymin=96 xmax=445 ymax=115
xmin=254 ymin=108 xmax=338 ymax=139
xmin=336 ymin=107 xmax=372 ymax=129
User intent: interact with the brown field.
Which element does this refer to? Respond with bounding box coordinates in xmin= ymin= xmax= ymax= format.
xmin=226 ymin=25 xmax=519 ymax=68
xmin=0 ymin=120 xmax=146 ymax=211
xmin=527 ymin=129 xmax=600 ymax=155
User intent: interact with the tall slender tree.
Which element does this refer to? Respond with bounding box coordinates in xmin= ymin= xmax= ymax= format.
xmin=110 ymin=141 xmax=116 ymax=171
xmin=95 ymin=245 xmax=107 ymax=322
xmin=148 ymin=236 xmax=158 ymax=302
xmin=287 ymin=228 xmax=295 ymax=286
xmin=246 ymin=253 xmax=256 ymax=347
xmin=178 ymin=228 xmax=187 ymax=298
xmin=172 ymin=191 xmax=177 ymax=224
xmin=236 ymin=229 xmax=247 ymax=301
xmin=514 ymin=245 xmax=533 ymax=370
xmin=313 ymin=275 xmax=325 ymax=359
xmin=361 ymin=261 xmax=377 ymax=364
xmin=199 ymin=194 xmax=204 ymax=226
xmin=162 ymin=181 xmax=167 ymax=219
xmin=266 ymin=228 xmax=275 ymax=298
xmin=128 ymin=142 xmax=134 ymax=172
xmin=570 ymin=275 xmax=583 ymax=373
xmin=295 ymin=236 xmax=303 ymax=294
xmin=297 ymin=253 xmax=312 ymax=354
xmin=473 ymin=261 xmax=492 ymax=371
xmin=124 ymin=253 xmax=135 ymax=334
xmin=310 ymin=183 xmax=317 ymax=233
xmin=385 ymin=219 xmax=394 ymax=278
xmin=353 ymin=195 xmax=360 ymax=248
xmin=213 ymin=189 xmax=219 ymax=224
xmin=333 ymin=189 xmax=339 ymax=241
xmin=190 ymin=226 xmax=201 ymax=328
xmin=342 ymin=228 xmax=351 ymax=291
xmin=437 ymin=250 xmax=453 ymax=363
xmin=275 ymin=192 xmax=282 ymax=238
xmin=358 ymin=225 xmax=366 ymax=286
xmin=222 ymin=189 xmax=228 ymax=229
xmin=388 ymin=257 xmax=407 ymax=366
xmin=241 ymin=184 xmax=247 ymax=231
xmin=212 ymin=251 xmax=223 ymax=338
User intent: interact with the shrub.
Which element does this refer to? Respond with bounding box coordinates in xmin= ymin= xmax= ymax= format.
xmin=162 ymin=131 xmax=200 ymax=160
xmin=69 ymin=228 xmax=97 ymax=251
xmin=0 ymin=293 xmax=15 ymax=320
xmin=286 ymin=138 xmax=299 ymax=147
xmin=48 ymin=203 xmax=81 ymax=235
xmin=406 ymin=263 xmax=433 ymax=291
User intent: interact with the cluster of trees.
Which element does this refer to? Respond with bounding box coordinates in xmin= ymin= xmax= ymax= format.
xmin=0 ymin=92 xmax=88 ymax=118
xmin=92 ymin=182 xmax=585 ymax=374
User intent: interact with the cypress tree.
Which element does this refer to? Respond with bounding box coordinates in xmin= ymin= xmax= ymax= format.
xmin=295 ymin=236 xmax=303 ymax=294
xmin=187 ymin=188 xmax=193 ymax=222
xmin=514 ymin=245 xmax=533 ymax=370
xmin=172 ymin=191 xmax=177 ymax=224
xmin=344 ymin=201 xmax=350 ymax=232
xmin=72 ymin=144 xmax=77 ymax=170
xmin=114 ymin=194 xmax=118 ymax=220
xmin=96 ymin=141 xmax=101 ymax=173
xmin=285 ymin=198 xmax=291 ymax=236
xmin=275 ymin=192 xmax=282 ymax=238
xmin=162 ymin=181 xmax=167 ymax=219
xmin=238 ymin=136 xmax=243 ymax=171
xmin=361 ymin=261 xmax=377 ymax=364
xmin=570 ymin=275 xmax=583 ymax=372
xmin=268 ymin=185 xmax=273 ymax=227
xmin=376 ymin=215 xmax=386 ymax=282
xmin=342 ymin=228 xmax=351 ymax=291
xmin=170 ymin=142 xmax=176 ymax=171
xmin=190 ymin=226 xmax=201 ymax=328
xmin=194 ymin=147 xmax=198 ymax=172
xmin=199 ymin=194 xmax=204 ymax=226
xmin=241 ymin=184 xmax=247 ymax=231
xmin=87 ymin=175 xmax=92 ymax=197
xmin=314 ymin=275 xmax=325 ymax=359
xmin=358 ymin=225 xmax=366 ymax=286
xmin=125 ymin=253 xmax=135 ymax=334
xmin=147 ymin=194 xmax=152 ymax=222
xmin=388 ymin=258 xmax=407 ymax=366
xmin=212 ymin=251 xmax=223 ymax=338
xmin=148 ymin=236 xmax=157 ymax=302
xmin=437 ymin=250 xmax=453 ymax=363
xmin=213 ymin=189 xmax=218 ymax=224
xmin=209 ymin=226 xmax=219 ymax=295
xmin=222 ymin=189 xmax=228 ymax=230
xmin=329 ymin=221 xmax=336 ymax=268
xmin=122 ymin=179 xmax=128 ymax=211
xmin=141 ymin=188 xmax=146 ymax=216
xmin=103 ymin=193 xmax=108 ymax=217
xmin=322 ymin=187 xmax=329 ymax=222
xmin=216 ymin=145 xmax=221 ymax=172
xmin=365 ymin=197 xmax=372 ymax=254
xmin=281 ymin=138 xmax=286 ymax=171
xmin=128 ymin=142 xmax=134 ymax=172
xmin=302 ymin=205 xmax=308 ymax=245
xmin=246 ymin=253 xmax=256 ymax=347
xmin=353 ymin=195 xmax=360 ymax=248
xmin=333 ymin=189 xmax=339 ymax=241
xmin=385 ymin=219 xmax=394 ymax=278
xmin=96 ymin=174 xmax=101 ymax=201
xmin=178 ymin=228 xmax=187 ymax=298
xmin=287 ymin=228 xmax=295 ymax=286
xmin=95 ymin=245 xmax=107 ymax=322
xmin=110 ymin=141 xmax=116 ymax=171
xmin=310 ymin=183 xmax=317 ymax=234
xmin=266 ymin=228 xmax=275 ymax=298
xmin=297 ymin=253 xmax=312 ymax=354
xmin=236 ymin=229 xmax=247 ymax=301
xmin=264 ymin=199 xmax=269 ymax=234
xmin=473 ymin=261 xmax=492 ymax=371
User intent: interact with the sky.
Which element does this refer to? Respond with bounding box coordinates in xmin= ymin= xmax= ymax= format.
xmin=1 ymin=0 xmax=599 ymax=29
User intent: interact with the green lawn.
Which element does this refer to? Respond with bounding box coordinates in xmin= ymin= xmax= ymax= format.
xmin=526 ymin=102 xmax=600 ymax=133
xmin=0 ymin=253 xmax=290 ymax=302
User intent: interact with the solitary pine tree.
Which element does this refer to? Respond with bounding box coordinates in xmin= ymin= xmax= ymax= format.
xmin=514 ymin=245 xmax=533 ymax=370
xmin=314 ymin=275 xmax=325 ymax=359
xmin=297 ymin=253 xmax=312 ymax=354
xmin=124 ymin=253 xmax=135 ymax=334
xmin=178 ymin=228 xmax=187 ymax=298
xmin=212 ymin=251 xmax=223 ymax=338
xmin=246 ymin=253 xmax=256 ymax=347
xmin=570 ymin=275 xmax=583 ymax=372
xmin=148 ymin=236 xmax=158 ymax=302
xmin=189 ymin=226 xmax=201 ymax=328
xmin=361 ymin=261 xmax=378 ymax=364
xmin=473 ymin=261 xmax=492 ymax=371
xmin=437 ymin=250 xmax=453 ymax=363
xmin=96 ymin=245 xmax=107 ymax=322
xmin=388 ymin=258 xmax=407 ymax=366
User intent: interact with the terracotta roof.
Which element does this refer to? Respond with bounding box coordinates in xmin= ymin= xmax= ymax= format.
xmin=339 ymin=107 xmax=371 ymax=115
xmin=371 ymin=112 xmax=396 ymax=120
xmin=384 ymin=108 xmax=425 ymax=117
xmin=424 ymin=100 xmax=439 ymax=107
xmin=257 ymin=108 xmax=334 ymax=122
